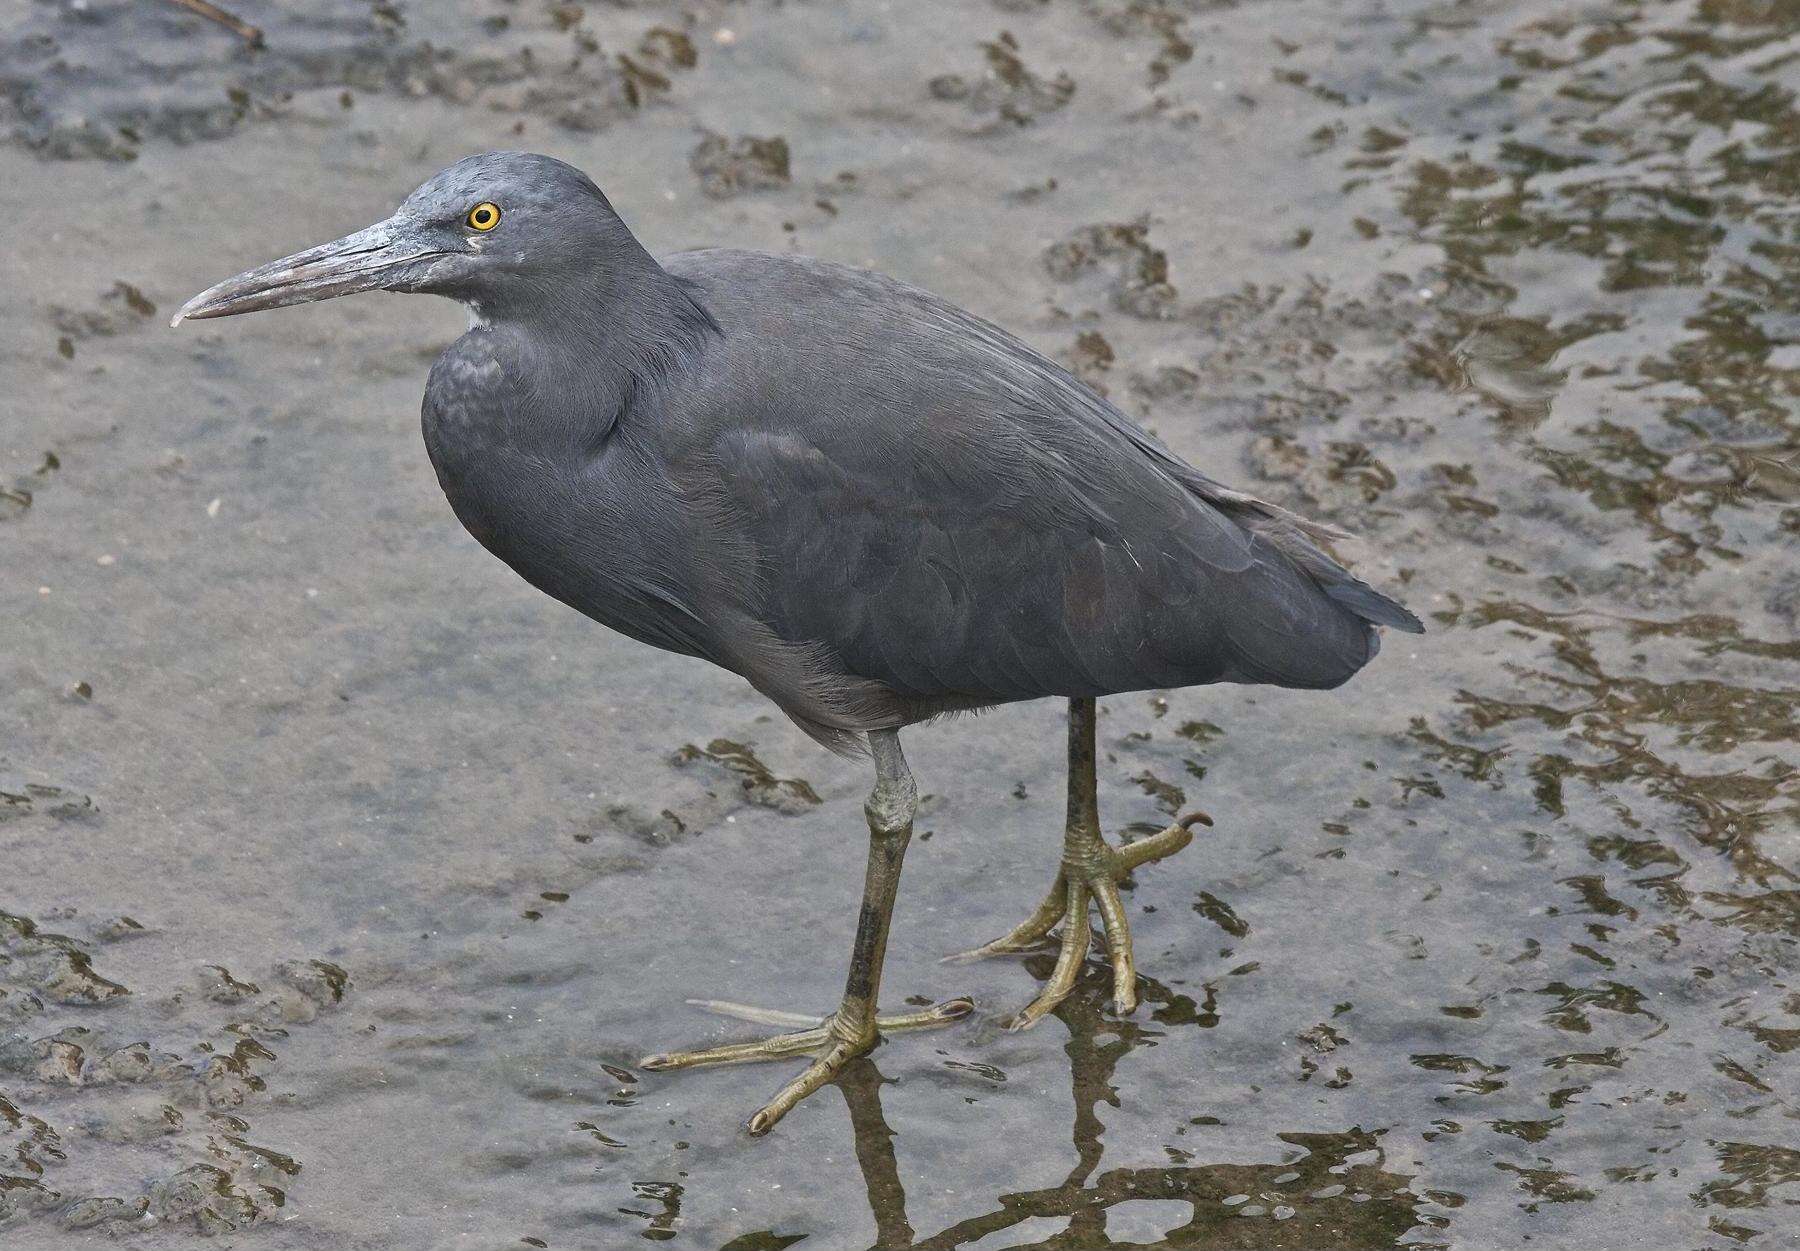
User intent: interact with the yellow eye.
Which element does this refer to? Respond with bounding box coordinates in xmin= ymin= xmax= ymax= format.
xmin=466 ymin=202 xmax=501 ymax=231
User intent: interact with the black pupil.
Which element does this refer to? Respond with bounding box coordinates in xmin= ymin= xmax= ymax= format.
xmin=473 ymin=207 xmax=492 ymax=225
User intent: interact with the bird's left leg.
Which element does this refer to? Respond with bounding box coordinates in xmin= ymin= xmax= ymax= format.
xmin=639 ymin=728 xmax=970 ymax=1135
xmin=948 ymin=696 xmax=1210 ymax=1026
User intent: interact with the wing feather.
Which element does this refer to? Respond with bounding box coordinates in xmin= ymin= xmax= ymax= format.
xmin=653 ymin=249 xmax=1416 ymax=720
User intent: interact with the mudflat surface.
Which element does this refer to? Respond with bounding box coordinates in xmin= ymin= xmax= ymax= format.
xmin=2 ymin=1 xmax=1796 ymax=1248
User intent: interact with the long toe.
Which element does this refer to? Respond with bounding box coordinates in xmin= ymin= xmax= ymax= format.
xmin=685 ymin=1000 xmax=825 ymax=1028
xmin=880 ymin=997 xmax=976 ymax=1032
xmin=639 ymin=1021 xmax=834 ymax=1071
xmin=943 ymin=876 xmax=1069 ymax=963
xmin=1088 ymin=875 xmax=1140 ymax=1014
xmin=747 ymin=1036 xmax=872 ymax=1136
xmin=638 ymin=996 xmax=970 ymax=1074
xmin=1008 ymin=877 xmax=1092 ymax=1031
xmin=1114 ymin=811 xmax=1211 ymax=873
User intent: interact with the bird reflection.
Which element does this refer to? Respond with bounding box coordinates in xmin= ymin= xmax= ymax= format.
xmin=833 ymin=958 xmax=1428 ymax=1249
xmin=835 ymin=1060 xmax=916 ymax=1250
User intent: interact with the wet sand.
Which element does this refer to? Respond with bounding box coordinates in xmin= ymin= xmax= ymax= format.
xmin=2 ymin=1 xmax=1796 ymax=1247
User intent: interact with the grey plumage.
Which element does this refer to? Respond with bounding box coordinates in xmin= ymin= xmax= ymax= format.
xmin=179 ymin=151 xmax=1421 ymax=753
xmin=406 ymin=155 xmax=1420 ymax=751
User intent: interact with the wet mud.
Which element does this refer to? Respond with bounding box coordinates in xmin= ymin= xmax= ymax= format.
xmin=2 ymin=1 xmax=1796 ymax=1248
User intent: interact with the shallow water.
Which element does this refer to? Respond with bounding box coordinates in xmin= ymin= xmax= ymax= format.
xmin=2 ymin=1 xmax=1796 ymax=1247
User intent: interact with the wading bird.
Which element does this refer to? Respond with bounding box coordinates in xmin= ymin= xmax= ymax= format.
xmin=175 ymin=152 xmax=1422 ymax=1134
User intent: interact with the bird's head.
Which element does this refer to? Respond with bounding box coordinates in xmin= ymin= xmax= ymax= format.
xmin=173 ymin=152 xmax=628 ymax=327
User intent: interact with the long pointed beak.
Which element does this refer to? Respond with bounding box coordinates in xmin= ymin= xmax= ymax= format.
xmin=171 ymin=218 xmax=440 ymax=327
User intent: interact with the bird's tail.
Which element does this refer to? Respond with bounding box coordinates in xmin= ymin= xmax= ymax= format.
xmin=1205 ymin=488 xmax=1425 ymax=634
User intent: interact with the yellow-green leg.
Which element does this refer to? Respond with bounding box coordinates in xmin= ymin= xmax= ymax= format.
xmin=948 ymin=696 xmax=1210 ymax=1027
xmin=638 ymin=728 xmax=970 ymax=1135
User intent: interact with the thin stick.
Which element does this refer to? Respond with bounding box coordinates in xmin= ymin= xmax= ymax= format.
xmin=162 ymin=0 xmax=265 ymax=48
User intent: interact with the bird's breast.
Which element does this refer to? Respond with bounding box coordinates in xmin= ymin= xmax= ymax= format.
xmin=422 ymin=409 xmax=717 ymax=665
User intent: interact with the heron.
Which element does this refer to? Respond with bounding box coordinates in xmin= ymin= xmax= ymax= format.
xmin=174 ymin=152 xmax=1422 ymax=1135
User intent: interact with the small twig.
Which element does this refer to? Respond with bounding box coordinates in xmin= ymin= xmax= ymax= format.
xmin=161 ymin=0 xmax=264 ymax=48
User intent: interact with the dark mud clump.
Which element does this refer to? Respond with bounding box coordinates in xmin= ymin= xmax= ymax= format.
xmin=0 ymin=902 xmax=345 ymax=1236
xmin=928 ymin=31 xmax=1074 ymax=128
xmin=671 ymin=737 xmax=821 ymax=815
xmin=689 ymin=131 xmax=792 ymax=199
xmin=1045 ymin=218 xmax=1179 ymax=319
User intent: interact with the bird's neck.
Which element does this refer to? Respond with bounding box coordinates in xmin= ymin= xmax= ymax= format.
xmin=481 ymin=252 xmax=718 ymax=453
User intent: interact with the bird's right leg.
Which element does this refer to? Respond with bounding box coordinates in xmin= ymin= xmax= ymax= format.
xmin=638 ymin=728 xmax=970 ymax=1135
xmin=947 ymin=696 xmax=1210 ymax=1026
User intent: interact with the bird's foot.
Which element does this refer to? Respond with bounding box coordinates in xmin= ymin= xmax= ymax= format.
xmin=637 ymin=996 xmax=972 ymax=1135
xmin=638 ymin=997 xmax=971 ymax=1069
xmin=945 ymin=810 xmax=1211 ymax=1027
